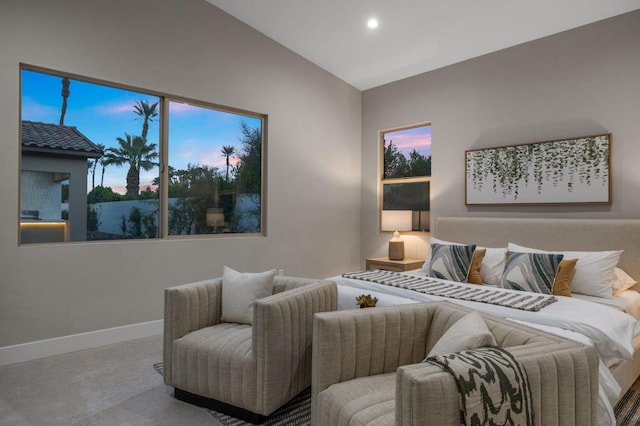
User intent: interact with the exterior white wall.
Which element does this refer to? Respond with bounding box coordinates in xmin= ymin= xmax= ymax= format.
xmin=21 ymin=154 xmax=89 ymax=241
xmin=20 ymin=171 xmax=61 ymax=221
xmin=361 ymin=10 xmax=640 ymax=261
xmin=0 ymin=0 xmax=361 ymax=347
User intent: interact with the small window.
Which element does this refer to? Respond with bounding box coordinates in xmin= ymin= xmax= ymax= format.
xmin=380 ymin=123 xmax=431 ymax=231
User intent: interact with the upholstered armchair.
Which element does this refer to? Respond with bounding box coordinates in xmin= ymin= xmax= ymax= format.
xmin=163 ymin=274 xmax=337 ymax=422
xmin=312 ymin=302 xmax=598 ymax=426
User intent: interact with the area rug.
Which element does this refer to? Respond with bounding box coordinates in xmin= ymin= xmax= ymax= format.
xmin=155 ymin=362 xmax=640 ymax=425
xmin=154 ymin=362 xmax=311 ymax=425
xmin=615 ymin=378 xmax=640 ymax=426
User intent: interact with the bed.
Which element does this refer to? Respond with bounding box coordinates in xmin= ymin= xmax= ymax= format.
xmin=331 ymin=217 xmax=640 ymax=426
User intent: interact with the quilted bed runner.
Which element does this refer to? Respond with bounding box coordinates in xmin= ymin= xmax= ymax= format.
xmin=342 ymin=270 xmax=556 ymax=312
xmin=427 ymin=347 xmax=534 ymax=426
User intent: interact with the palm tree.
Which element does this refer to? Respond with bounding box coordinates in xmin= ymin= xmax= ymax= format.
xmin=89 ymin=144 xmax=106 ymax=190
xmin=59 ymin=77 xmax=70 ymax=125
xmin=221 ymin=145 xmax=236 ymax=181
xmin=104 ymin=134 xmax=159 ymax=196
xmin=100 ymin=156 xmax=108 ymax=187
xmin=133 ymin=100 xmax=159 ymax=140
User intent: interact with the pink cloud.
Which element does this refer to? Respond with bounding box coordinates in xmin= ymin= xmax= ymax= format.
xmin=392 ymin=134 xmax=432 ymax=151
xmin=95 ymin=98 xmax=161 ymax=116
xmin=111 ymin=185 xmax=127 ymax=195
xmin=384 ymin=126 xmax=432 ymax=158
xmin=202 ymin=151 xmax=228 ymax=169
xmin=169 ymin=102 xmax=204 ymax=114
xmin=94 ymin=101 xmax=136 ymax=115
xmin=140 ymin=184 xmax=157 ymax=192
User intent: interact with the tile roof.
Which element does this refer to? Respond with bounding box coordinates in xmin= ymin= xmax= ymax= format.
xmin=21 ymin=120 xmax=102 ymax=157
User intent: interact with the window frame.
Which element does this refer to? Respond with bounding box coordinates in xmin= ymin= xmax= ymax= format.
xmin=378 ymin=122 xmax=431 ymax=232
xmin=19 ymin=63 xmax=267 ymax=244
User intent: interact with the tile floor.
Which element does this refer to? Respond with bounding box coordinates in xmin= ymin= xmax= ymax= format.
xmin=0 ymin=334 xmax=221 ymax=425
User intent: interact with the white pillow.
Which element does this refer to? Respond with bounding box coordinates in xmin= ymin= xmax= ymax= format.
xmin=507 ymin=243 xmax=622 ymax=299
xmin=425 ymin=311 xmax=497 ymax=359
xmin=478 ymin=247 xmax=508 ymax=287
xmin=421 ymin=237 xmax=506 ymax=286
xmin=613 ymin=267 xmax=637 ymax=294
xmin=220 ymin=266 xmax=276 ymax=324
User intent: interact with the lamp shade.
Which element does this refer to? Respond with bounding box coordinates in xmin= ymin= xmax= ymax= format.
xmin=206 ymin=208 xmax=226 ymax=227
xmin=412 ymin=210 xmax=430 ymax=231
xmin=381 ymin=210 xmax=412 ymax=232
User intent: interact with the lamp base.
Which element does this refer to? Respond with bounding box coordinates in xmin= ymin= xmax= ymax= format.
xmin=388 ymin=240 xmax=405 ymax=260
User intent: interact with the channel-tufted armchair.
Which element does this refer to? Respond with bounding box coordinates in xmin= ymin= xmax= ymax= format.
xmin=164 ymin=274 xmax=337 ymax=422
xmin=312 ymin=301 xmax=599 ymax=426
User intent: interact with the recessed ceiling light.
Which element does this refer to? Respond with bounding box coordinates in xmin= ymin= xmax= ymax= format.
xmin=367 ymin=18 xmax=378 ymax=29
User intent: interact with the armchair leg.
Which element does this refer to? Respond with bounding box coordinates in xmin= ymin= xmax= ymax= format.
xmin=174 ymin=388 xmax=267 ymax=424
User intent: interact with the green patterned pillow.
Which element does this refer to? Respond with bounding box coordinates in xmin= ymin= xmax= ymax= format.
xmin=502 ymin=251 xmax=564 ymax=294
xmin=428 ymin=243 xmax=476 ymax=282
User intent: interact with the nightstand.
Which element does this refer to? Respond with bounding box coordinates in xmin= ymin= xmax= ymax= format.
xmin=365 ymin=257 xmax=424 ymax=272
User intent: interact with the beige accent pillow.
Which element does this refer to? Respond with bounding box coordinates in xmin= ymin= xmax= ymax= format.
xmin=466 ymin=248 xmax=487 ymax=284
xmin=220 ymin=266 xmax=276 ymax=324
xmin=553 ymin=259 xmax=577 ymax=297
xmin=425 ymin=311 xmax=497 ymax=359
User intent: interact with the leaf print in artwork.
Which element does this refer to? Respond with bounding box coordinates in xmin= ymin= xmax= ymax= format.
xmin=465 ymin=134 xmax=610 ymax=205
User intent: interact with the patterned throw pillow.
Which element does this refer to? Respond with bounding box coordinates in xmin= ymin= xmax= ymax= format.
xmin=428 ymin=243 xmax=476 ymax=282
xmin=502 ymin=251 xmax=564 ymax=294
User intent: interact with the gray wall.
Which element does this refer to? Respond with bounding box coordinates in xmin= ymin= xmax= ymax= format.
xmin=362 ymin=10 xmax=640 ymax=261
xmin=0 ymin=0 xmax=361 ymax=346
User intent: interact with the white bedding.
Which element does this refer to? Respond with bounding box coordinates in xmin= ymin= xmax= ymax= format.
xmin=332 ymin=272 xmax=640 ymax=426
xmin=575 ymin=290 xmax=640 ymax=321
xmin=334 ymin=273 xmax=640 ymax=367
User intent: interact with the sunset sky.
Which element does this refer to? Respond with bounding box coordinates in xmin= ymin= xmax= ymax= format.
xmin=384 ymin=124 xmax=431 ymax=160
xmin=21 ymin=69 xmax=260 ymax=194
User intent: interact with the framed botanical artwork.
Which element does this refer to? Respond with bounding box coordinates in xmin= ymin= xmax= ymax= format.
xmin=465 ymin=134 xmax=611 ymax=206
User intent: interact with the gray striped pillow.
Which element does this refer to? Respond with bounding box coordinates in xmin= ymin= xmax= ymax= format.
xmin=502 ymin=251 xmax=564 ymax=294
xmin=428 ymin=243 xmax=476 ymax=282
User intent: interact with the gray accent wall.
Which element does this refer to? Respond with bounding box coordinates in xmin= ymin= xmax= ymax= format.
xmin=361 ymin=10 xmax=640 ymax=261
xmin=0 ymin=0 xmax=361 ymax=346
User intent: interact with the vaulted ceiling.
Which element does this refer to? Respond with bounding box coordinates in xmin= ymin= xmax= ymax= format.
xmin=207 ymin=0 xmax=640 ymax=90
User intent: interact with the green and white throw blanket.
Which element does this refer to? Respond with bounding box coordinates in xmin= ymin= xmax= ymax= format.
xmin=342 ymin=270 xmax=556 ymax=312
xmin=427 ymin=347 xmax=534 ymax=426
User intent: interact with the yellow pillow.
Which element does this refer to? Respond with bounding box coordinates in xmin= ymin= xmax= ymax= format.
xmin=552 ymin=259 xmax=577 ymax=297
xmin=466 ymin=249 xmax=487 ymax=284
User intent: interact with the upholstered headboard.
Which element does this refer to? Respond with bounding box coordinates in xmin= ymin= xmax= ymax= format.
xmin=435 ymin=217 xmax=640 ymax=282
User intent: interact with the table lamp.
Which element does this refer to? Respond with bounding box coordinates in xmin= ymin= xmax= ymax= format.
xmin=381 ymin=210 xmax=412 ymax=260
xmin=206 ymin=208 xmax=226 ymax=233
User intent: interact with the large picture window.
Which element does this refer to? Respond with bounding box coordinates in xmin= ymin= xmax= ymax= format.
xmin=19 ymin=65 xmax=265 ymax=244
xmin=380 ymin=123 xmax=431 ymax=231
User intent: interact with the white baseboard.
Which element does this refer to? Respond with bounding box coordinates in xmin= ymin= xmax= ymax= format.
xmin=0 ymin=319 xmax=163 ymax=366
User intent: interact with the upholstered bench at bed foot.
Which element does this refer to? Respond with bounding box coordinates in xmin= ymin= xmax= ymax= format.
xmin=316 ymin=373 xmax=396 ymax=426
